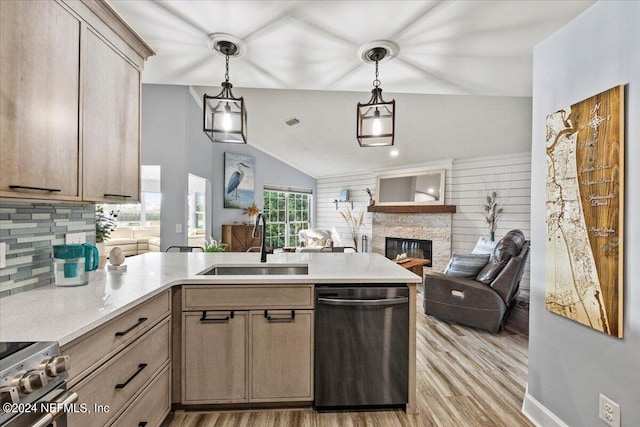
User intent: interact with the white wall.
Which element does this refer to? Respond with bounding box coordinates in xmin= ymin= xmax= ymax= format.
xmin=526 ymin=1 xmax=640 ymax=426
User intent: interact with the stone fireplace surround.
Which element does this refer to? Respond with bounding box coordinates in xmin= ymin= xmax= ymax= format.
xmin=371 ymin=212 xmax=452 ymax=272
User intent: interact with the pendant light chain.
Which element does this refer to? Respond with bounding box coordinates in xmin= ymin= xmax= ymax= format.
xmin=373 ymin=60 xmax=381 ymax=88
xmin=224 ymin=53 xmax=230 ymax=84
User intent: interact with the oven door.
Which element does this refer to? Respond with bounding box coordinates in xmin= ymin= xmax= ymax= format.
xmin=3 ymin=388 xmax=78 ymax=427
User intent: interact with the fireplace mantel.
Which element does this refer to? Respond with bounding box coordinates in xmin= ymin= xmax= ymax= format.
xmin=367 ymin=205 xmax=456 ymax=214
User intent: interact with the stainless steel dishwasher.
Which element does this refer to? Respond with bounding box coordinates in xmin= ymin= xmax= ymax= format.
xmin=314 ymin=285 xmax=409 ymax=410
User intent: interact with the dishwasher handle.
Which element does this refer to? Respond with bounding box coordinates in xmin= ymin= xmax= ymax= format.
xmin=317 ymin=296 xmax=408 ymax=307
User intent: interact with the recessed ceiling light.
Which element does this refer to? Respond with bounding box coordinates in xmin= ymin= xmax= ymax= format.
xmin=390 ymin=149 xmax=399 ymax=157
xmin=285 ymin=117 xmax=300 ymax=126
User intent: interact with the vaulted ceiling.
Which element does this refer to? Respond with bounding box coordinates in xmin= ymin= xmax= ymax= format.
xmin=110 ymin=0 xmax=595 ymax=177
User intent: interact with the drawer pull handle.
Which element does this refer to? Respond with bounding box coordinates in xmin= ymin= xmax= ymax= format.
xmin=104 ymin=193 xmax=132 ymax=199
xmin=115 ymin=363 xmax=147 ymax=390
xmin=9 ymin=185 xmax=61 ymax=193
xmin=200 ymin=310 xmax=234 ymax=323
xmin=139 ymin=423 xmax=148 ymax=427
xmin=264 ymin=309 xmax=295 ymax=322
xmin=115 ymin=317 xmax=148 ymax=337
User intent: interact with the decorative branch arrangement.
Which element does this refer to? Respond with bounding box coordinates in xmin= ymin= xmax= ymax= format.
xmin=483 ymin=191 xmax=503 ymax=241
xmin=338 ymin=208 xmax=364 ymax=252
xmin=242 ymin=203 xmax=261 ymax=224
xmin=365 ymin=188 xmax=374 ymax=206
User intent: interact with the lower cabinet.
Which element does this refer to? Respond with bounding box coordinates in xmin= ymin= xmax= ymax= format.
xmin=182 ymin=311 xmax=248 ymax=403
xmin=181 ymin=285 xmax=314 ymax=405
xmin=109 ymin=364 xmax=171 ymax=427
xmin=250 ymin=310 xmax=313 ymax=402
xmin=63 ymin=291 xmax=171 ymax=427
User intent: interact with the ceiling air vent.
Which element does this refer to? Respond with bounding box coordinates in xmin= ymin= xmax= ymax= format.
xmin=284 ymin=117 xmax=300 ymax=126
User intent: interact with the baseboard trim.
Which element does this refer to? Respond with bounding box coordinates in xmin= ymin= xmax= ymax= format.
xmin=522 ymin=387 xmax=570 ymax=427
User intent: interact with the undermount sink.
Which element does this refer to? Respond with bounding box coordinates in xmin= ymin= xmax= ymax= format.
xmin=199 ymin=265 xmax=309 ymax=276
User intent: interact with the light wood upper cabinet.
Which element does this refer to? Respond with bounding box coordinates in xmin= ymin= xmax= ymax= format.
xmin=0 ymin=0 xmax=153 ymax=203
xmin=0 ymin=0 xmax=81 ymax=200
xmin=82 ymin=29 xmax=141 ymax=203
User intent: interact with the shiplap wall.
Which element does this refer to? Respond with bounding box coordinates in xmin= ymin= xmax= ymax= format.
xmin=316 ymin=173 xmax=374 ymax=250
xmin=316 ymin=161 xmax=453 ymax=251
xmin=316 ymin=152 xmax=531 ymax=291
xmin=450 ymin=152 xmax=531 ymax=291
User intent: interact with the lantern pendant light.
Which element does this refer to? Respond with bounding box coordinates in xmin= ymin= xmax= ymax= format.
xmin=357 ymin=47 xmax=395 ymax=147
xmin=203 ymin=40 xmax=247 ymax=144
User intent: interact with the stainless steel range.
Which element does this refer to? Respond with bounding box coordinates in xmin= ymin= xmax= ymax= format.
xmin=0 ymin=342 xmax=76 ymax=427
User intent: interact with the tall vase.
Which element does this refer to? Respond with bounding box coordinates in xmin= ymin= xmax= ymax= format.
xmin=96 ymin=241 xmax=108 ymax=269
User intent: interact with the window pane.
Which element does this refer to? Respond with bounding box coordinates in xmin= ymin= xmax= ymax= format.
xmin=263 ymin=188 xmax=312 ymax=248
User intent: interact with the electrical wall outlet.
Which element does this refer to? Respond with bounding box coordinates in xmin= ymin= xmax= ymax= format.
xmin=0 ymin=242 xmax=6 ymax=269
xmin=176 ymin=224 xmax=183 ymax=233
xmin=599 ymin=393 xmax=620 ymax=427
xmin=65 ymin=232 xmax=86 ymax=244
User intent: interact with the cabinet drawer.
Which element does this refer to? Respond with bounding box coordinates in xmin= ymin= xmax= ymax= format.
xmin=62 ymin=291 xmax=170 ymax=385
xmin=109 ymin=364 xmax=170 ymax=427
xmin=183 ymin=285 xmax=313 ymax=310
xmin=68 ymin=318 xmax=170 ymax=427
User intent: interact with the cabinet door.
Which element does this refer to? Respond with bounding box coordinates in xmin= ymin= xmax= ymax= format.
xmin=250 ymin=310 xmax=313 ymax=401
xmin=83 ymin=29 xmax=140 ymax=203
xmin=0 ymin=1 xmax=81 ymax=200
xmin=222 ymin=224 xmax=262 ymax=252
xmin=182 ymin=311 xmax=248 ymax=403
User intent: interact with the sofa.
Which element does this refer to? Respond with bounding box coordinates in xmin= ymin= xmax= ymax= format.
xmin=423 ymin=230 xmax=530 ymax=333
xmin=298 ymin=229 xmax=333 ymax=251
xmin=297 ymin=229 xmax=357 ymax=253
xmin=105 ymin=226 xmax=161 ymax=256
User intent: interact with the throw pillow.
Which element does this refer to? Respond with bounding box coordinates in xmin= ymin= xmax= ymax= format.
xmin=444 ymin=253 xmax=490 ymax=279
xmin=305 ymin=230 xmax=331 ymax=247
xmin=471 ymin=237 xmax=497 ymax=257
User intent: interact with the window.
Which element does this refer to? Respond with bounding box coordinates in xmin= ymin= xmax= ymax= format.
xmin=263 ymin=188 xmax=312 ymax=249
xmin=101 ymin=165 xmax=161 ymax=228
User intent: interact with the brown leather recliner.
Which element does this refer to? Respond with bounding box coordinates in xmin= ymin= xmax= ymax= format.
xmin=423 ymin=230 xmax=530 ymax=333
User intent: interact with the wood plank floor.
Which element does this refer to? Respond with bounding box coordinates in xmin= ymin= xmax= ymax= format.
xmin=168 ymin=292 xmax=532 ymax=427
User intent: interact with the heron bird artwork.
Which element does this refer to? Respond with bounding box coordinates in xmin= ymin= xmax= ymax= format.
xmin=224 ymin=152 xmax=255 ymax=208
xmin=227 ymin=162 xmax=249 ymax=199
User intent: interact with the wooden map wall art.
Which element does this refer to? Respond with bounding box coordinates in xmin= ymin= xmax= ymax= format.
xmin=545 ymin=85 xmax=624 ymax=338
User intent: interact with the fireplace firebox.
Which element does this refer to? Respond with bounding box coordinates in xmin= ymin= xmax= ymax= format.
xmin=385 ymin=237 xmax=432 ymax=267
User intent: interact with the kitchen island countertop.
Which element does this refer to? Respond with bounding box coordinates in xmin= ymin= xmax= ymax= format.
xmin=0 ymin=252 xmax=421 ymax=345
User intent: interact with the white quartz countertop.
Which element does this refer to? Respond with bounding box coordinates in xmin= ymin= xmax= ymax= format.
xmin=0 ymin=252 xmax=420 ymax=345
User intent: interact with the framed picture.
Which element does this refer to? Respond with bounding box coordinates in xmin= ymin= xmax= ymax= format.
xmin=545 ymin=85 xmax=625 ymax=337
xmin=224 ymin=152 xmax=255 ymax=209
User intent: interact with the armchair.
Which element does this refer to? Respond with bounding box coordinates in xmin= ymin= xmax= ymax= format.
xmin=297 ymin=229 xmax=357 ymax=253
xmin=298 ymin=229 xmax=333 ymax=252
xmin=423 ymin=230 xmax=530 ymax=333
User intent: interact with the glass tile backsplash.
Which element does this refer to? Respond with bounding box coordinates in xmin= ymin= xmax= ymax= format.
xmin=0 ymin=202 xmax=95 ymax=297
